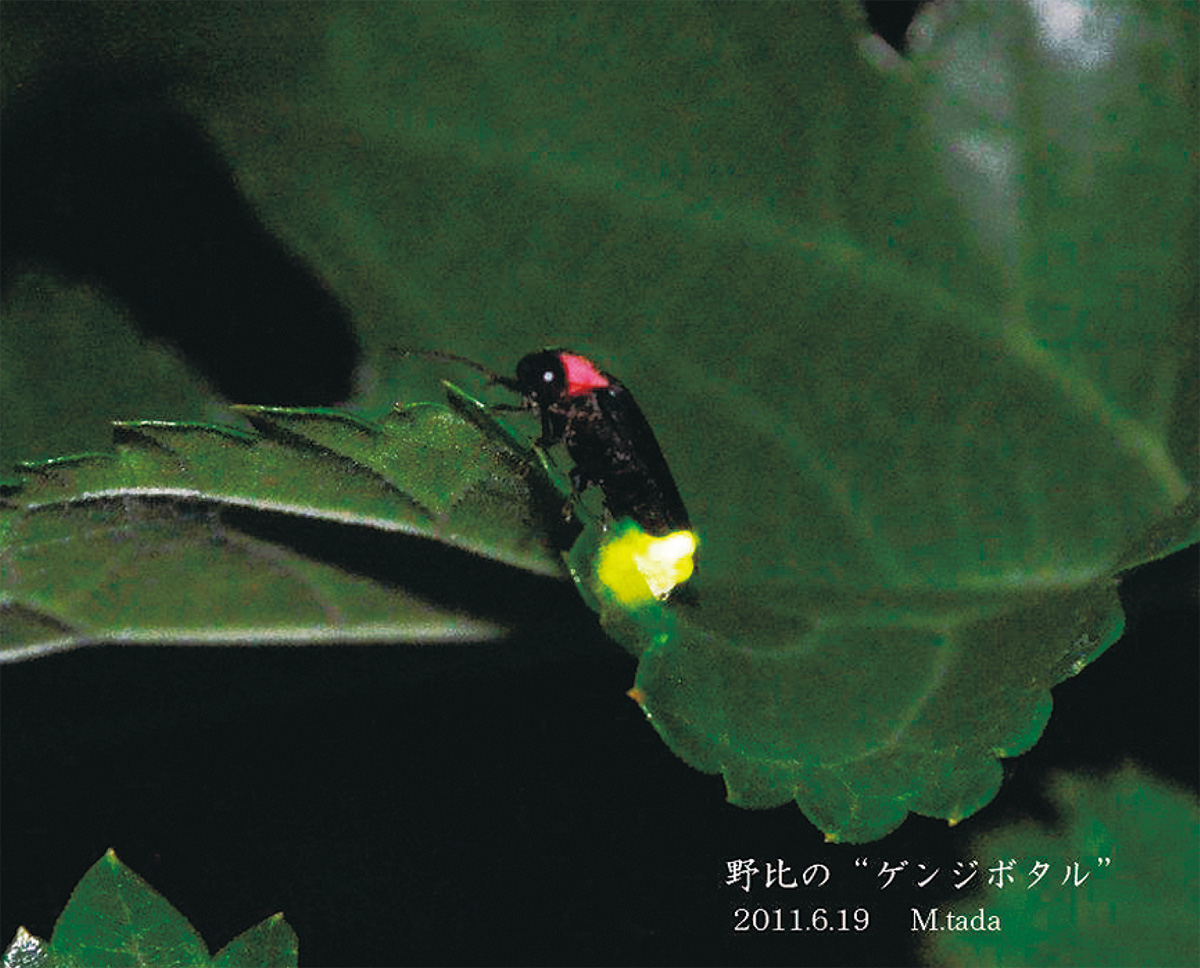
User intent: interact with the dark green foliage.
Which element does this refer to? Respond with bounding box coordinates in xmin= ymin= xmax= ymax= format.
xmin=2 ymin=850 xmax=297 ymax=968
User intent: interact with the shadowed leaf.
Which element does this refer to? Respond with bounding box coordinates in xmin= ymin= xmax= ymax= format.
xmin=920 ymin=765 xmax=1200 ymax=968
xmin=1 ymin=403 xmax=572 ymax=661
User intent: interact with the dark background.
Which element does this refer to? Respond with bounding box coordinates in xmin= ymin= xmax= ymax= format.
xmin=1 ymin=547 xmax=1195 ymax=966
xmin=3 ymin=3 xmax=1196 ymax=965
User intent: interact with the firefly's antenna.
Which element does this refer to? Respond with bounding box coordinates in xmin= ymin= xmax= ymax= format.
xmin=404 ymin=349 xmax=521 ymax=392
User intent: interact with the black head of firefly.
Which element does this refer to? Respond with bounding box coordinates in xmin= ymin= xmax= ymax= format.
xmin=512 ymin=349 xmax=611 ymax=407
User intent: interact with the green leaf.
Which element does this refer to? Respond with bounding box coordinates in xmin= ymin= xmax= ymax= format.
xmin=212 ymin=915 xmax=298 ymax=968
xmin=920 ymin=765 xmax=1200 ymax=968
xmin=569 ymin=517 xmax=1130 ymax=843
xmin=50 ymin=850 xmax=209 ymax=968
xmin=3 ymin=850 xmax=298 ymax=968
xmin=1 ymin=402 xmax=572 ymax=661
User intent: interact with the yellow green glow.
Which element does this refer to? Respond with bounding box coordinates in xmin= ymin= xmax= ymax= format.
xmin=595 ymin=522 xmax=697 ymax=606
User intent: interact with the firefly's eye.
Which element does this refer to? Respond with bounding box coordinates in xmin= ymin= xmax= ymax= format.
xmin=514 ymin=351 xmax=563 ymax=396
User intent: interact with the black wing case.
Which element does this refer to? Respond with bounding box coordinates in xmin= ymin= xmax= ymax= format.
xmin=590 ymin=381 xmax=690 ymax=535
